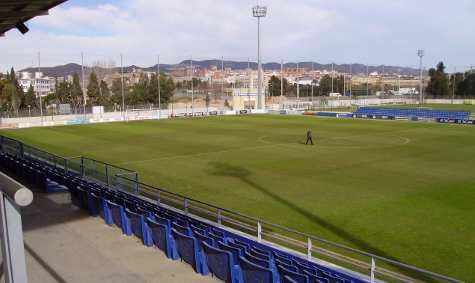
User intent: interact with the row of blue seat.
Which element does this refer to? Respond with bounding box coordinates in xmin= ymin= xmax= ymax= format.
xmin=354 ymin=107 xmax=470 ymax=120
xmin=0 ymin=152 xmax=366 ymax=283
xmin=74 ymin=187 xmax=353 ymax=283
xmin=0 ymin=152 xmax=68 ymax=193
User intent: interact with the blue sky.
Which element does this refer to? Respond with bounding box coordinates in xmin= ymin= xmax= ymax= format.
xmin=1 ymin=0 xmax=474 ymax=72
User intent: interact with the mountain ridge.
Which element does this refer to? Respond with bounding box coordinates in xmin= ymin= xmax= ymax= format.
xmin=20 ymin=60 xmax=421 ymax=78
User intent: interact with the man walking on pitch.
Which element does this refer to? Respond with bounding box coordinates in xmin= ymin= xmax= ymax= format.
xmin=306 ymin=129 xmax=314 ymax=145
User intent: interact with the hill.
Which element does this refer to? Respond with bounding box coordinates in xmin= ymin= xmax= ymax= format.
xmin=20 ymin=60 xmax=421 ymax=78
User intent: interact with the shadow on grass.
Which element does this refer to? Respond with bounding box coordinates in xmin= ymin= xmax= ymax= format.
xmin=207 ymin=161 xmax=401 ymax=263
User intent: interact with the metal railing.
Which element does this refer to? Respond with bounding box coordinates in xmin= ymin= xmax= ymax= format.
xmin=0 ymin=135 xmax=464 ymax=283
xmin=118 ymin=176 xmax=463 ymax=283
xmin=66 ymin=156 xmax=138 ymax=190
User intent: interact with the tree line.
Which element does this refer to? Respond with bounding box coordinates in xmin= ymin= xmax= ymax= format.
xmin=267 ymin=75 xmax=364 ymax=97
xmin=267 ymin=63 xmax=475 ymax=98
xmin=0 ymin=68 xmax=176 ymax=116
xmin=47 ymin=71 xmax=175 ymax=112
xmin=426 ymin=62 xmax=475 ymax=97
xmin=0 ymin=68 xmax=36 ymax=114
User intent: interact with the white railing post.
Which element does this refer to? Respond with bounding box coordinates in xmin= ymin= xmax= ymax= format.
xmin=156 ymin=191 xmax=161 ymax=207
xmin=307 ymin=237 xmax=312 ymax=260
xmin=184 ymin=198 xmax=189 ymax=216
xmin=370 ymin=257 xmax=376 ymax=283
xmin=217 ymin=209 xmax=222 ymax=226
xmin=257 ymin=221 xmax=262 ymax=243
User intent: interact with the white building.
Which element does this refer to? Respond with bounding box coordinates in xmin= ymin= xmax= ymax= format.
xmin=391 ymin=88 xmax=418 ymax=96
xmin=18 ymin=72 xmax=56 ymax=97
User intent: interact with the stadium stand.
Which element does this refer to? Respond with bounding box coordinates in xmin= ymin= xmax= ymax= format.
xmin=0 ymin=145 xmax=366 ymax=283
xmin=353 ymin=107 xmax=470 ymax=120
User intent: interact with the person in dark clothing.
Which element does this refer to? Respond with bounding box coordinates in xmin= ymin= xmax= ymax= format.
xmin=306 ymin=129 xmax=314 ymax=145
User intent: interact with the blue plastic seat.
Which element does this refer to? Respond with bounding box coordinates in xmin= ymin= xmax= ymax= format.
xmin=250 ymin=248 xmax=271 ymax=261
xmin=275 ymin=259 xmax=298 ymax=272
xmin=283 ymin=275 xmax=299 ymax=283
xmin=208 ymin=232 xmax=226 ymax=245
xmin=194 ymin=231 xmax=215 ymax=247
xmin=273 ymin=253 xmax=293 ymax=266
xmin=228 ymin=241 xmax=248 ymax=255
xmin=88 ymin=192 xmax=103 ymax=217
xmin=251 ymin=246 xmax=271 ymax=256
xmin=218 ymin=241 xmax=242 ymax=263
xmin=295 ymin=261 xmax=318 ymax=277
xmin=153 ymin=214 xmax=172 ymax=230
xmin=190 ymin=224 xmax=207 ymax=236
xmin=277 ymin=264 xmax=309 ymax=283
xmin=147 ymin=218 xmax=177 ymax=259
xmin=76 ymin=186 xmax=89 ymax=210
xmin=172 ymin=228 xmax=203 ymax=274
xmin=210 ymin=227 xmax=225 ymax=238
xmin=173 ymin=222 xmax=191 ymax=236
xmin=304 ymin=270 xmax=329 ymax=283
xmin=202 ymin=241 xmax=238 ymax=282
xmin=238 ymin=256 xmax=279 ymax=283
xmin=244 ymin=252 xmax=272 ymax=269
xmin=107 ymin=200 xmax=129 ymax=235
xmin=233 ymin=239 xmax=251 ymax=250
xmin=125 ymin=208 xmax=152 ymax=246
xmin=136 ymin=206 xmax=153 ymax=218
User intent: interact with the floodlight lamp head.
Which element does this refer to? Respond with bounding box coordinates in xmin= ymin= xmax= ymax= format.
xmin=417 ymin=49 xmax=425 ymax=58
xmin=253 ymin=6 xmax=267 ymax=18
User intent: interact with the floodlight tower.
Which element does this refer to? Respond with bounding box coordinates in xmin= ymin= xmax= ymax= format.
xmin=417 ymin=49 xmax=425 ymax=104
xmin=253 ymin=4 xmax=267 ymax=110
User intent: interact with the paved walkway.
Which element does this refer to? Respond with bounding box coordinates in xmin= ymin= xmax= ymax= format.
xmin=4 ymin=191 xmax=219 ymax=283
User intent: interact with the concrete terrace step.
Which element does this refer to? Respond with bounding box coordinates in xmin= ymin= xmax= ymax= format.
xmin=5 ymin=191 xmax=220 ymax=283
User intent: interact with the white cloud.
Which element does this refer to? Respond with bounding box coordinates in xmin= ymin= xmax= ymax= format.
xmin=1 ymin=0 xmax=474 ymax=72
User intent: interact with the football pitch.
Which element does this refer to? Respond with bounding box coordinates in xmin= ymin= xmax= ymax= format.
xmin=2 ymin=115 xmax=474 ymax=281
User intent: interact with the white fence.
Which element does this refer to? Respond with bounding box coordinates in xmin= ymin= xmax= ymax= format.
xmin=0 ymin=107 xmax=238 ymax=129
xmin=2 ymin=98 xmax=474 ymax=129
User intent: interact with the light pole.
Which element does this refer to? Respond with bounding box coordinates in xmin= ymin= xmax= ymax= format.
xmin=296 ymin=61 xmax=300 ymax=108
xmin=253 ymin=4 xmax=267 ymax=110
xmin=221 ymin=56 xmax=224 ymax=97
xmin=120 ymin=53 xmax=125 ymax=119
xmin=248 ymin=58 xmax=251 ymax=110
xmin=349 ymin=64 xmax=352 ymax=98
xmin=311 ymin=62 xmax=314 ymax=107
xmin=366 ymin=64 xmax=369 ymax=96
xmin=418 ymin=49 xmax=424 ymax=105
xmin=81 ymin=52 xmax=86 ymax=120
xmin=343 ymin=69 xmax=346 ymax=96
xmin=280 ymin=59 xmax=284 ymax=97
xmin=157 ymin=55 xmax=161 ymax=118
xmin=452 ymin=67 xmax=456 ymax=104
xmin=190 ymin=56 xmax=194 ymax=116
xmin=37 ymin=52 xmax=43 ymax=126
xmin=331 ymin=63 xmax=334 ymax=93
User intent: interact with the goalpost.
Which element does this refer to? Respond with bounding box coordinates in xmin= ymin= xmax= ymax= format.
xmin=125 ymin=107 xmax=161 ymax=121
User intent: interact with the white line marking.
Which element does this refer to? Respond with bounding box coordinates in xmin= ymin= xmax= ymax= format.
xmin=120 ymin=134 xmax=412 ymax=166
xmin=119 ymin=141 xmax=294 ymax=165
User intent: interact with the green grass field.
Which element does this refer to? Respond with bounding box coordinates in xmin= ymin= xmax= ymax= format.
xmin=2 ymin=115 xmax=474 ymax=281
